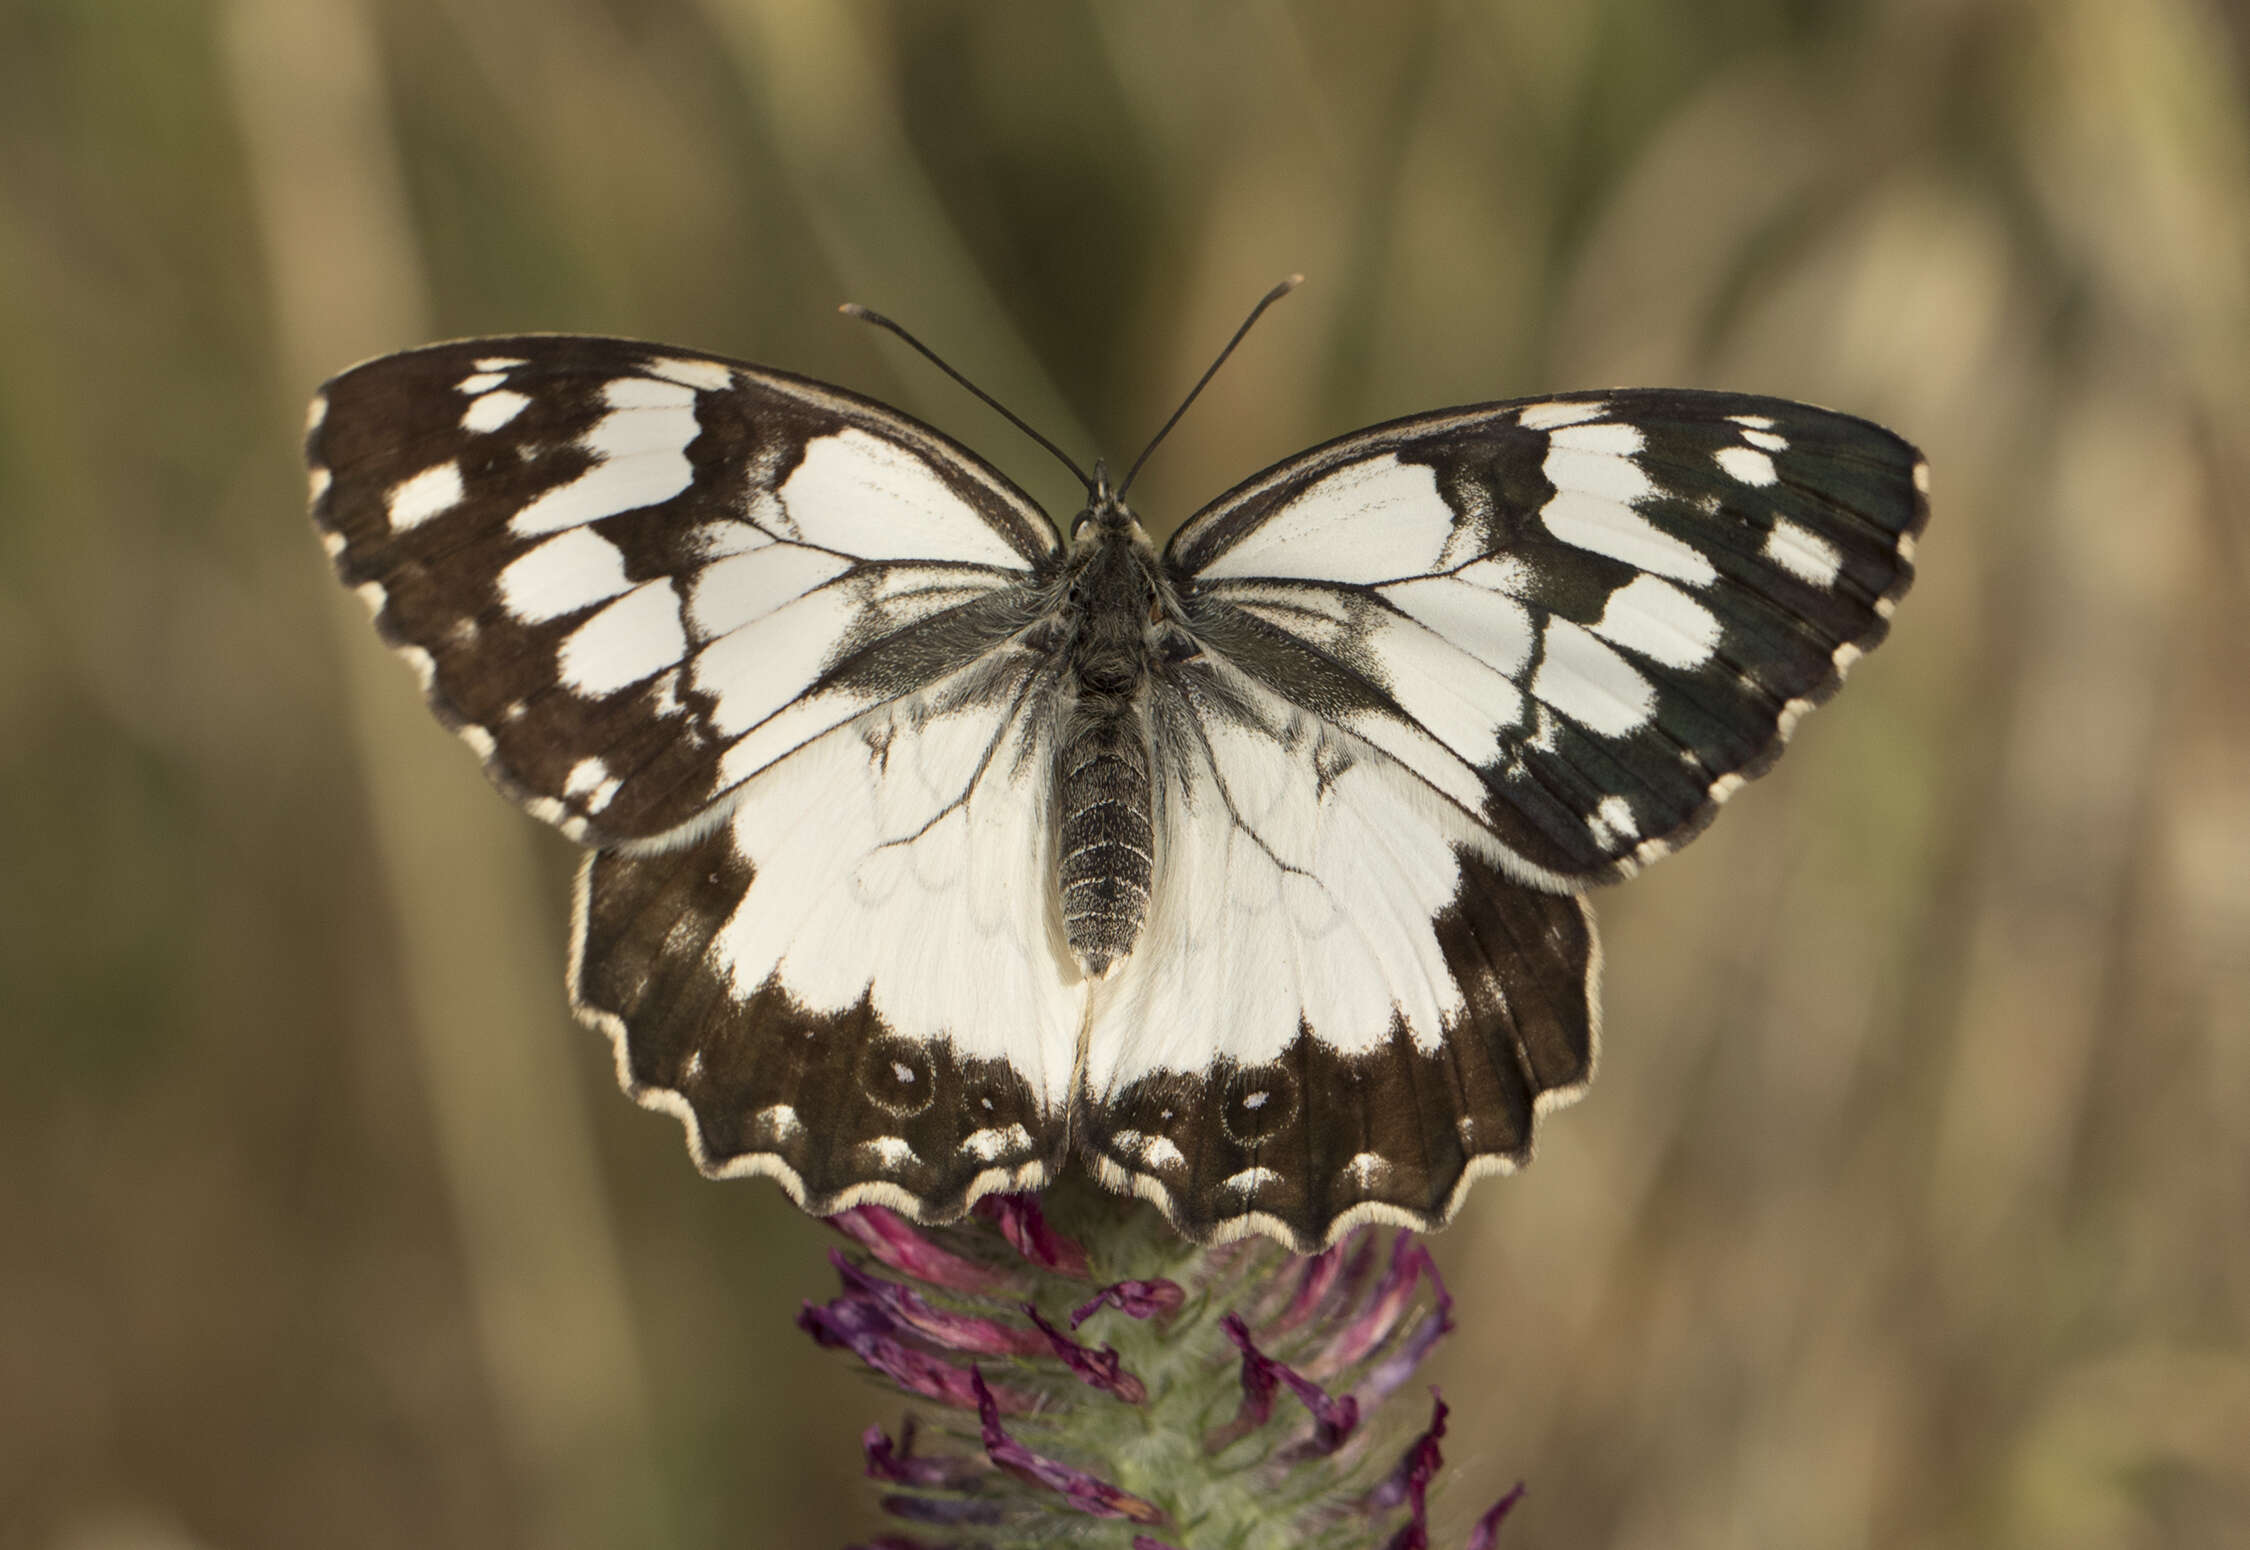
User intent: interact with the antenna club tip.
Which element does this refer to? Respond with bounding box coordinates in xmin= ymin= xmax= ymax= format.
xmin=838 ymin=301 xmax=869 ymax=318
xmin=1282 ymin=272 xmax=1306 ymax=289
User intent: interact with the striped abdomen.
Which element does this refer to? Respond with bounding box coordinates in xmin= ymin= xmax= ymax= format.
xmin=1057 ymin=711 xmax=1153 ymax=976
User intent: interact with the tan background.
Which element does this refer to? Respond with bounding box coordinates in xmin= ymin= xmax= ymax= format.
xmin=4 ymin=2 xmax=2248 ymax=1546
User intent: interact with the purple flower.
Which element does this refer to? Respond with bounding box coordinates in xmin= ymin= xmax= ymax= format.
xmin=809 ymin=1187 xmax=1520 ymax=1548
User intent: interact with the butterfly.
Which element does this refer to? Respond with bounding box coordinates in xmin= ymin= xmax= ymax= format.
xmin=306 ymin=302 xmax=1926 ymax=1251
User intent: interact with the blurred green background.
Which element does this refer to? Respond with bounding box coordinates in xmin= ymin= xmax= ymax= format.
xmin=5 ymin=1 xmax=2249 ymax=1546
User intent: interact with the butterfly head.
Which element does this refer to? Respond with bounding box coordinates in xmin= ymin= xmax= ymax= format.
xmin=1067 ymin=458 xmax=1150 ymax=550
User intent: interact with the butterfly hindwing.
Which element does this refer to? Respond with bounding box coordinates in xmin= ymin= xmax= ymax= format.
xmin=308 ymin=336 xmax=1060 ymax=847
xmin=572 ymin=650 xmax=1073 ymax=1215
xmin=1168 ymin=389 xmax=1927 ymax=883
xmin=1078 ymin=658 xmax=1599 ymax=1249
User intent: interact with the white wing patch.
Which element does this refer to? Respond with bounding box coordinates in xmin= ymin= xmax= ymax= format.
xmin=499 ymin=527 xmax=633 ymax=623
xmin=560 ymin=581 xmax=687 ymax=695
xmin=1197 ymin=454 xmax=1454 ymax=585
xmin=1377 ymin=570 xmax=1538 ymax=681
xmin=1354 ymin=610 xmax=1526 ymax=767
xmin=387 ymin=461 xmax=464 ymax=530
xmin=1085 ymin=667 xmax=1499 ymax=1093
xmin=710 ymin=671 xmax=1084 ymax=1107
xmin=1590 ymin=573 xmax=1722 ymax=670
xmin=1764 ymin=518 xmax=1844 ymax=588
xmin=462 ymin=389 xmax=531 ymax=432
xmin=512 ymin=379 xmax=702 ymax=537
xmin=1715 ymin=445 xmax=1779 ymax=485
xmin=1530 ymin=618 xmax=1656 ymax=736
xmin=778 ymin=429 xmax=1029 ymax=570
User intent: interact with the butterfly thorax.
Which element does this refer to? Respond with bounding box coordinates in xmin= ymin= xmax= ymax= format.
xmin=1054 ymin=498 xmax=1176 ymax=978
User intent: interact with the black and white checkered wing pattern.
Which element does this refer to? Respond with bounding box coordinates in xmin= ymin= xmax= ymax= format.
xmin=309 ymin=336 xmax=1060 ymax=848
xmin=1167 ymin=389 xmax=1928 ymax=884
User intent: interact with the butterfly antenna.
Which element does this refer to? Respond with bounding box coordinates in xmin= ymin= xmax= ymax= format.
xmin=840 ymin=303 xmax=1094 ymax=498
xmin=1117 ymin=274 xmax=1304 ymax=501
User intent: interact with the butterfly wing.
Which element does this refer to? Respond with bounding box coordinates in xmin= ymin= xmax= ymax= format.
xmin=311 ymin=336 xmax=1075 ymax=1217
xmin=1081 ymin=389 xmax=1927 ymax=1247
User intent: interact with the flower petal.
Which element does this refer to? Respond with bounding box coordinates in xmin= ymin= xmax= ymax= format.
xmin=974 ymin=1194 xmax=1091 ymax=1277
xmin=1209 ymin=1312 xmax=1359 ymax=1456
xmin=798 ymin=1301 xmax=1033 ymax=1412
xmin=834 ymin=1252 xmax=1049 ymax=1356
xmin=862 ymin=1419 xmax=989 ymax=1490
xmin=1369 ymin=1389 xmax=1447 ymax=1550
xmin=1313 ymin=1233 xmax=1435 ymax=1378
xmin=829 ymin=1205 xmax=1017 ymax=1293
xmin=971 ymin=1368 xmax=1169 ymax=1525
xmin=1465 ymin=1482 xmax=1527 ymax=1549
xmin=1070 ymin=1279 xmax=1186 ymax=1329
xmin=1024 ymin=1303 xmax=1148 ymax=1403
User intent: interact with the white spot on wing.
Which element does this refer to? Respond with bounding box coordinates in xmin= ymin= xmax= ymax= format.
xmin=305 ymin=393 xmax=328 ymax=434
xmin=1740 ymin=427 xmax=1788 ymax=453
xmin=1342 ymin=1152 xmax=1389 ymax=1186
xmin=1542 ymin=490 xmax=1715 ymax=586
xmin=309 ymin=467 xmax=332 ymax=502
xmin=1591 ymin=574 xmax=1721 ymax=669
xmin=1547 ymin=420 xmax=1645 ymax=458
xmin=565 ymin=757 xmax=612 ymax=798
xmin=859 ymin=1136 xmax=921 ymax=1169
xmin=1223 ymin=1167 xmax=1282 ymax=1195
xmin=755 ymin=1104 xmax=801 ymax=1139
xmin=510 ymin=392 xmax=699 ymax=535
xmin=559 ymin=580 xmax=686 ymax=695
xmin=603 ymin=376 xmax=699 ymax=412
xmin=1764 ymin=519 xmax=1844 ymax=588
xmin=960 ymin=1125 xmax=1033 ymax=1161
xmin=644 ymin=356 xmax=734 ymax=392
xmin=457 ymin=370 xmax=508 ymax=394
xmin=1912 ymin=460 xmax=1931 ymax=495
xmin=1517 ymin=399 xmax=1606 ymax=430
xmin=1715 ymin=445 xmax=1778 ymax=485
xmin=1588 ymin=794 xmax=1638 ymax=848
xmin=1532 ymin=618 xmax=1656 ymax=735
xmin=500 ymin=527 xmax=634 ymax=622
xmin=386 ymin=461 xmax=465 ymax=531
xmin=462 ymin=389 xmax=530 ymax=432
xmin=1198 ymin=454 xmax=1453 ymax=585
xmin=474 ymin=356 xmax=526 ymax=372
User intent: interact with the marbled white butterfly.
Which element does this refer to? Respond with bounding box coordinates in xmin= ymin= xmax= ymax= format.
xmin=307 ymin=294 xmax=1926 ymax=1250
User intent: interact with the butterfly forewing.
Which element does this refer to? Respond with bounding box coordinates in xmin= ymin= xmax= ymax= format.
xmin=308 ymin=336 xmax=1060 ymax=847
xmin=1166 ymin=389 xmax=1927 ymax=882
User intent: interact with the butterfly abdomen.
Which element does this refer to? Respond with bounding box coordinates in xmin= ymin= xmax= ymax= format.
xmin=1056 ymin=523 xmax=1161 ymax=976
xmin=1056 ymin=714 xmax=1154 ymax=976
